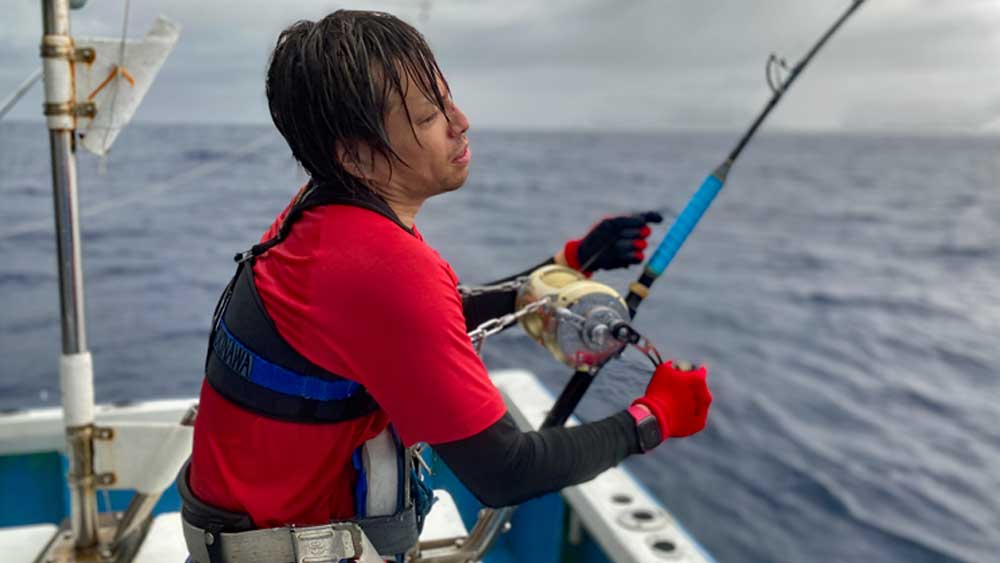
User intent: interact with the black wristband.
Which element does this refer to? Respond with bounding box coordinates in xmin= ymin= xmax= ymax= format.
xmin=627 ymin=404 xmax=663 ymax=452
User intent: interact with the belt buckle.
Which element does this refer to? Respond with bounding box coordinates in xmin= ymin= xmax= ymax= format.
xmin=290 ymin=523 xmax=362 ymax=563
xmin=330 ymin=523 xmax=364 ymax=559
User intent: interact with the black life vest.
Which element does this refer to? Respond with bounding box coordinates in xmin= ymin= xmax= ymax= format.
xmin=204 ymin=182 xmax=413 ymax=423
xmin=187 ymin=182 xmax=433 ymax=560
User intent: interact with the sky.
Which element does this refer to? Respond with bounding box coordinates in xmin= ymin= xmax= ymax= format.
xmin=2 ymin=0 xmax=999 ymax=133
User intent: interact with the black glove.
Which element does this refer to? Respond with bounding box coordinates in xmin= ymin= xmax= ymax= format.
xmin=563 ymin=211 xmax=663 ymax=272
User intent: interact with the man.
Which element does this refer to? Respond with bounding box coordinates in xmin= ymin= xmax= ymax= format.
xmin=180 ymin=10 xmax=712 ymax=563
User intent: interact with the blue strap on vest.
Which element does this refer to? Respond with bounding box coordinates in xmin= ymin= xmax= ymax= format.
xmin=205 ymin=261 xmax=378 ymax=423
xmin=214 ymin=320 xmax=361 ymax=401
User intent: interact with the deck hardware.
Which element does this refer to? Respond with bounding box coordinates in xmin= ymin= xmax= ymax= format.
xmin=37 ymin=513 xmax=142 ymax=563
xmin=72 ymin=46 xmax=95 ymax=63
xmin=94 ymin=426 xmax=114 ymax=440
xmin=567 ymin=511 xmax=583 ymax=545
xmin=646 ymin=534 xmax=684 ymax=560
xmin=652 ymin=539 xmax=675 ymax=552
xmin=40 ymin=43 xmax=95 ymax=63
xmin=43 ymin=102 xmax=71 ymax=115
xmin=611 ymin=493 xmax=633 ymax=505
xmin=181 ymin=404 xmax=199 ymax=425
xmin=43 ymin=101 xmax=96 ymax=118
xmin=40 ymin=42 xmax=72 ymax=58
xmin=616 ymin=507 xmax=668 ymax=532
xmin=73 ymin=102 xmax=96 ymax=118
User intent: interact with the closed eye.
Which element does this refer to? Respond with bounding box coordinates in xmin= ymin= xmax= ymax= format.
xmin=419 ymin=111 xmax=438 ymax=125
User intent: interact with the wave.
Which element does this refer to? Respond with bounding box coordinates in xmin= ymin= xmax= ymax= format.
xmin=0 ymin=271 xmax=55 ymax=286
xmin=181 ymin=148 xmax=230 ymax=162
xmin=923 ymin=243 xmax=997 ymax=260
xmin=795 ymin=289 xmax=962 ymax=320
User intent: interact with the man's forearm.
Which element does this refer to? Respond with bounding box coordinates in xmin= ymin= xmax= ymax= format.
xmin=431 ymin=411 xmax=640 ymax=508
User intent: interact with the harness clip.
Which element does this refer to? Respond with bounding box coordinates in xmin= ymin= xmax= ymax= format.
xmin=234 ymin=249 xmax=254 ymax=264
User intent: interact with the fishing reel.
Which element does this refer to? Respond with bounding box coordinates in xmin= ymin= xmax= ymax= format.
xmin=516 ymin=265 xmax=644 ymax=372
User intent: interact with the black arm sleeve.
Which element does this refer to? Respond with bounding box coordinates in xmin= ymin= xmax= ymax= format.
xmin=460 ymin=257 xmax=555 ymax=331
xmin=430 ymin=410 xmax=640 ymax=508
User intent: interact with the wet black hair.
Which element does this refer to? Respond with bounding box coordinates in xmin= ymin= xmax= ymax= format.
xmin=265 ymin=10 xmax=450 ymax=186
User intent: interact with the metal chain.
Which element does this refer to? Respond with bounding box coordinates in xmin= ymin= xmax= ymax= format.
xmin=468 ymin=297 xmax=551 ymax=354
xmin=461 ymin=275 xmax=535 ymax=355
xmin=457 ymin=276 xmax=528 ymax=298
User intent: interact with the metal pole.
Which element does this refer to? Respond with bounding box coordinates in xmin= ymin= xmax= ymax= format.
xmin=48 ymin=134 xmax=88 ymax=353
xmin=41 ymin=0 xmax=100 ymax=550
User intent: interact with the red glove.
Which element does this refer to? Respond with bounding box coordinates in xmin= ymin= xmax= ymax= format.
xmin=633 ymin=361 xmax=712 ymax=440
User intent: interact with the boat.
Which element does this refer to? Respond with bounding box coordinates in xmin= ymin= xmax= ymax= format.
xmin=0 ymin=2 xmax=716 ymax=562
xmin=0 ymin=372 xmax=715 ymax=563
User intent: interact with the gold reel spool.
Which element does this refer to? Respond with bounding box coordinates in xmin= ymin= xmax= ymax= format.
xmin=516 ymin=265 xmax=630 ymax=370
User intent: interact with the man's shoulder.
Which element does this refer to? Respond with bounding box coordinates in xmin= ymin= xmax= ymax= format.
xmin=305 ymin=205 xmax=454 ymax=282
xmin=301 ymin=205 xmax=416 ymax=255
xmin=311 ymin=204 xmax=412 ymax=238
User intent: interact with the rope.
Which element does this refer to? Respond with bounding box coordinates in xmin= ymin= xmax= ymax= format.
xmin=0 ymin=68 xmax=43 ymax=121
xmin=0 ymin=133 xmax=276 ymax=241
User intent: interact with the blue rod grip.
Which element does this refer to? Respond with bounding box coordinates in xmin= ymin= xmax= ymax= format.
xmin=647 ymin=172 xmax=726 ymax=276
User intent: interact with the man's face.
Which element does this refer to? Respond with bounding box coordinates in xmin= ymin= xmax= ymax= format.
xmin=370 ymin=74 xmax=471 ymax=200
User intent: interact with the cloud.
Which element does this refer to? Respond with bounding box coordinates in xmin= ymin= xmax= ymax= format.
xmin=1 ymin=0 xmax=997 ymax=133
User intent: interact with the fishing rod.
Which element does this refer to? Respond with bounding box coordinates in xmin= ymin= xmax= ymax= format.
xmin=626 ymin=0 xmax=868 ymax=316
xmin=545 ymin=0 xmax=869 ymax=429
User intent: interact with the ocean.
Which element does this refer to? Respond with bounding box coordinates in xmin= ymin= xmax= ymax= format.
xmin=1 ymin=121 xmax=997 ymax=563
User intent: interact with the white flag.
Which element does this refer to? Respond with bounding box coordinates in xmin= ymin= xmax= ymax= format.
xmin=74 ymin=16 xmax=181 ymax=156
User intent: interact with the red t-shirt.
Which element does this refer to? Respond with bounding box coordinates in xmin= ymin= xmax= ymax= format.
xmin=190 ymin=200 xmax=507 ymax=528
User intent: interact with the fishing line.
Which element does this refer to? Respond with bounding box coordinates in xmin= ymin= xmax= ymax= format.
xmin=0 ymin=69 xmax=43 ymax=121
xmin=96 ymin=0 xmax=132 ymax=166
